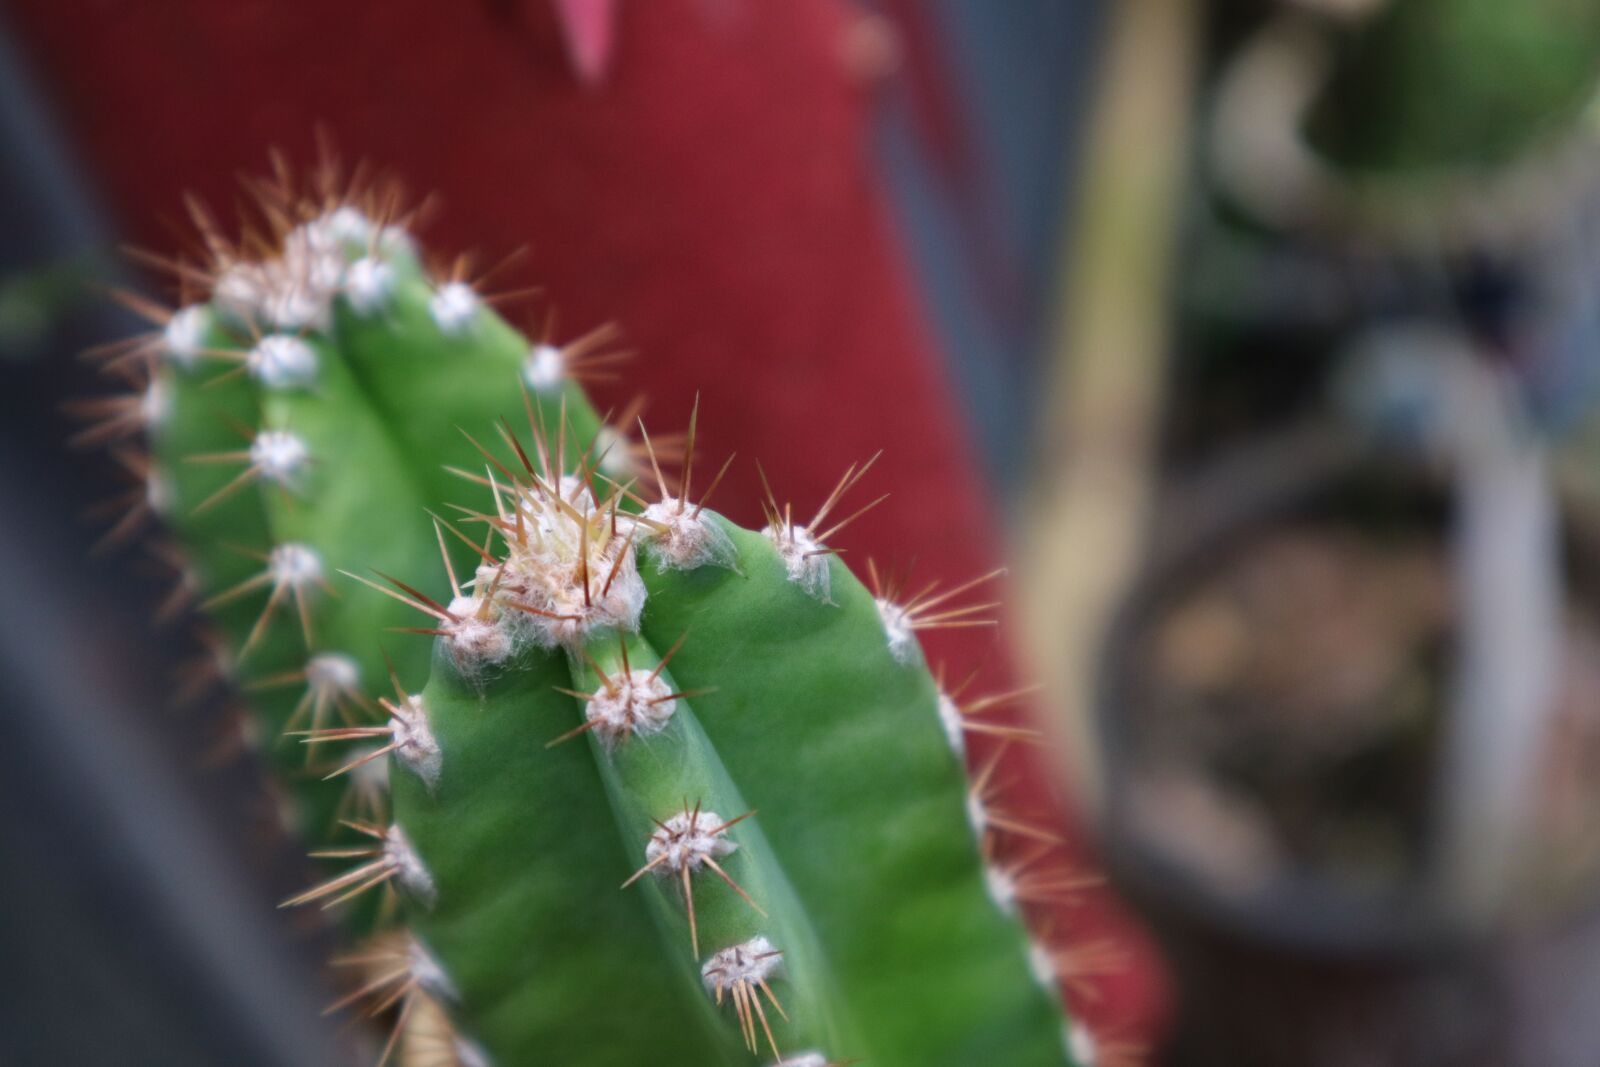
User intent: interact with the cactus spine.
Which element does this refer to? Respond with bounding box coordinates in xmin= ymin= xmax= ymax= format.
xmin=82 ymin=159 xmax=1103 ymax=1066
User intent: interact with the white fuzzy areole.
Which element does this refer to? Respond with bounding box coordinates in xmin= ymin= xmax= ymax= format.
xmin=935 ymin=690 xmax=967 ymax=758
xmin=250 ymin=429 xmax=311 ymax=486
xmin=376 ymin=225 xmax=415 ymax=258
xmin=498 ymin=511 xmax=647 ymax=651
xmin=701 ymin=935 xmax=782 ymax=995
xmin=318 ymin=205 xmax=373 ymax=247
xmin=875 ymin=597 xmax=918 ymax=663
xmin=385 ymin=824 xmax=437 ymax=907
xmin=211 ymin=216 xmax=364 ymax=332
xmin=146 ymin=470 xmax=174 ymax=516
xmin=984 ymin=863 xmax=1018 ymax=916
xmin=964 ymin=791 xmax=988 ymax=840
xmin=212 ymin=264 xmax=264 ymax=322
xmin=1065 ymin=1021 xmax=1098 ymax=1066
xmin=442 ymin=595 xmax=515 ymax=669
xmin=248 ymin=335 xmax=318 ymax=389
xmin=304 ymin=653 xmax=360 ymax=729
xmin=557 ymin=473 xmax=594 ymax=505
xmin=514 ymin=476 xmax=596 ymax=543
xmin=1027 ymin=941 xmax=1057 ymax=990
xmin=305 ymin=651 xmax=359 ymax=692
xmin=344 ymin=256 xmax=396 ymax=314
xmin=163 ymin=305 xmax=209 ymax=368
xmin=407 ymin=937 xmax=459 ymax=1002
xmin=390 ymin=692 xmax=443 ymax=790
xmin=522 ymin=343 xmax=565 ymax=393
xmin=586 ymin=669 xmax=677 ymax=747
xmin=639 ymin=499 xmax=740 ymax=573
xmin=569 ymin=564 xmax=648 ymax=645
xmin=141 ymin=378 xmax=171 ymax=429
xmin=471 ymin=562 xmax=503 ymax=596
xmin=268 ymin=543 xmax=323 ymax=588
xmin=769 ymin=1055 xmax=829 ymax=1067
xmin=764 ymin=522 xmax=832 ymax=602
xmin=644 ymin=809 xmax=739 ymax=875
xmin=430 ymin=281 xmax=481 ymax=336
xmin=593 ymin=426 xmax=637 ymax=479
xmin=260 ymin=284 xmax=328 ymax=333
xmin=287 ymin=219 xmax=353 ymax=289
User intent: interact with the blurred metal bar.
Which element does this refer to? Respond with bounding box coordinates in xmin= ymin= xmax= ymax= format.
xmin=874 ymin=0 xmax=1106 ymax=497
xmin=1018 ymin=0 xmax=1199 ymax=808
xmin=1435 ymin=352 xmax=1563 ymax=926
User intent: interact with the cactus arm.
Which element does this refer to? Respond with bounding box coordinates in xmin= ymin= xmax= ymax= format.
xmin=636 ymin=515 xmax=1072 ymax=1067
xmin=390 ymin=639 xmax=728 ymax=1066
xmin=150 ymin=316 xmax=352 ymax=832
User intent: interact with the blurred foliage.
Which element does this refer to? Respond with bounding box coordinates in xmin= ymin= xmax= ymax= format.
xmin=1305 ymin=0 xmax=1600 ymax=172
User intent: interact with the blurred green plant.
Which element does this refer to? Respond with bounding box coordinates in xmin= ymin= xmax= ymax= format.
xmin=1306 ymin=0 xmax=1600 ymax=172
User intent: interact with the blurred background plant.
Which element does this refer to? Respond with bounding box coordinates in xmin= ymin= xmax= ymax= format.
xmin=1045 ymin=1 xmax=1600 ymax=1064
xmin=5 ymin=0 xmax=1600 ymax=1064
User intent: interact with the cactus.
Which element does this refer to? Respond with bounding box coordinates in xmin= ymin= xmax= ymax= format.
xmin=80 ymin=160 xmax=1110 ymax=1066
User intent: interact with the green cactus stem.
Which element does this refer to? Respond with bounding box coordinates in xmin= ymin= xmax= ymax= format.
xmin=81 ymin=161 xmax=1105 ymax=1067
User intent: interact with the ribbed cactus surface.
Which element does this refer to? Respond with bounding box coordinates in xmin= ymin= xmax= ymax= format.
xmin=81 ymin=162 xmax=1106 ymax=1067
